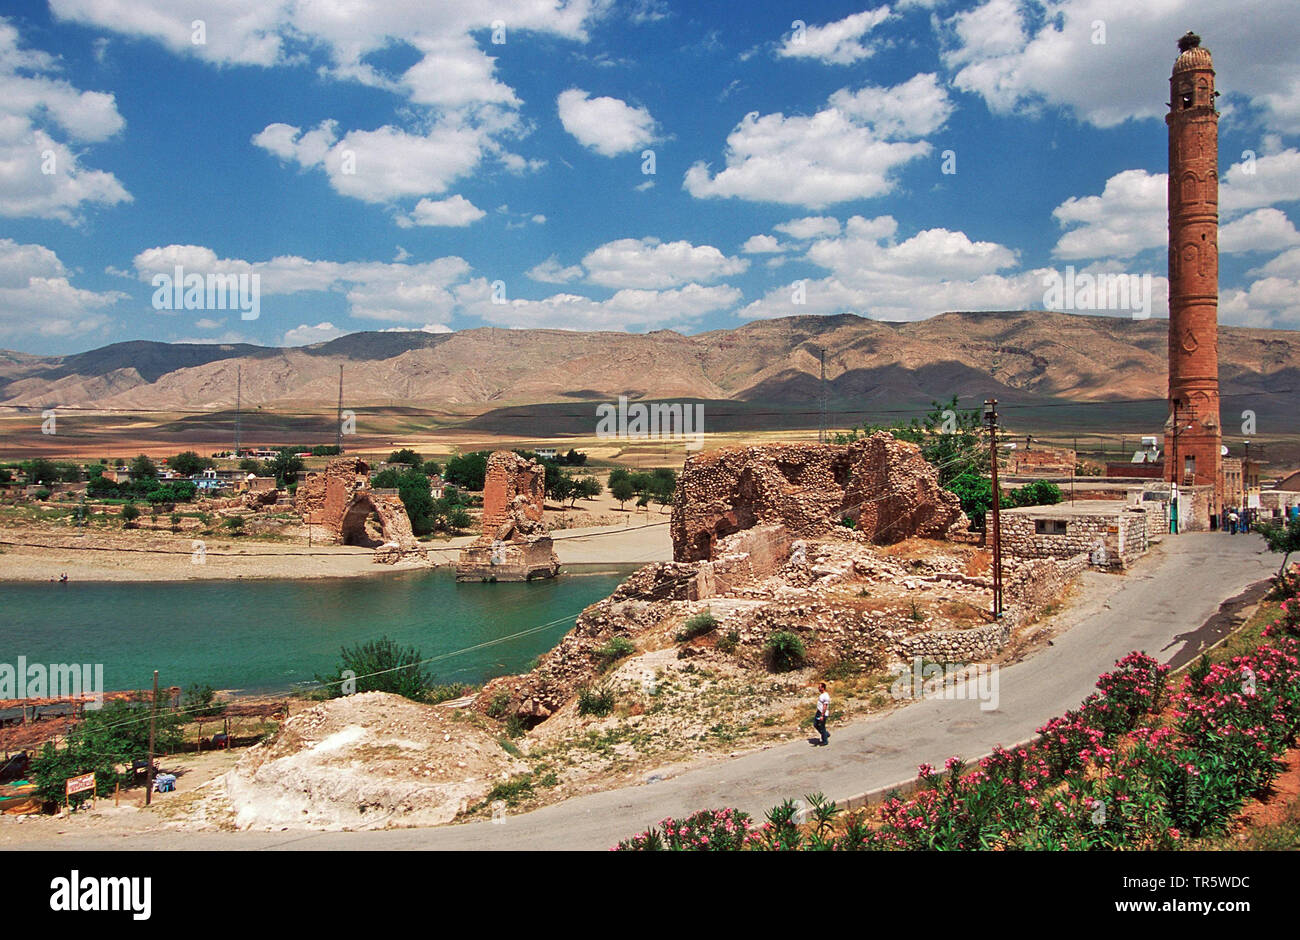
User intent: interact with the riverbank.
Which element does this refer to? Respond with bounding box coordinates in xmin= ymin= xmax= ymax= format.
xmin=0 ymin=520 xmax=671 ymax=582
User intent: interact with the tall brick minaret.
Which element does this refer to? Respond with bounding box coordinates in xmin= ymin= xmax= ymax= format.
xmin=1164 ymin=31 xmax=1222 ymax=519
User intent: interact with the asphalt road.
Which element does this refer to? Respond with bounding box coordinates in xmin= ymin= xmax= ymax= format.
xmin=21 ymin=531 xmax=1276 ymax=851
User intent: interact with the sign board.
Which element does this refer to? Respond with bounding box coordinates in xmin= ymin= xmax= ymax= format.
xmin=1247 ymin=493 xmax=1261 ymax=509
xmin=65 ymin=772 xmax=95 ymax=796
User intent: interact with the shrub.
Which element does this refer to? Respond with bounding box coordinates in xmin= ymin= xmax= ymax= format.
xmin=764 ymin=631 xmax=806 ymax=672
xmin=595 ymin=636 xmax=636 ymax=670
xmin=838 ymin=515 xmax=856 ymax=529
xmin=715 ymin=629 xmax=741 ymax=655
xmin=182 ymin=683 xmax=226 ymax=719
xmin=485 ymin=690 xmax=512 ymax=719
xmin=576 ymin=683 xmax=615 ymax=717
xmin=676 ymin=610 xmax=719 ymax=642
xmin=313 ymin=636 xmax=438 ymax=703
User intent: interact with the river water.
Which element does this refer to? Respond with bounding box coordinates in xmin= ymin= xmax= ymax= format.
xmin=0 ymin=567 xmax=635 ymax=696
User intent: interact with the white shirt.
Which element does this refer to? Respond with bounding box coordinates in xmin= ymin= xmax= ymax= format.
xmin=817 ymin=691 xmax=830 ymax=717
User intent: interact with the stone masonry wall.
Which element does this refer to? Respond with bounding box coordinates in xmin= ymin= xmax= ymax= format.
xmin=670 ymin=433 xmax=967 ymax=562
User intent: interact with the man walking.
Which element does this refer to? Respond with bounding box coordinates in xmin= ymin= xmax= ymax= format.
xmin=813 ymin=682 xmax=831 ymax=746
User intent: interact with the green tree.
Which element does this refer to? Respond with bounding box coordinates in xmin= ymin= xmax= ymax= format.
xmin=610 ymin=476 xmax=635 ymax=510
xmin=422 ymin=460 xmax=442 ymax=477
xmin=446 ymin=507 xmax=472 ymax=532
xmin=947 ymin=472 xmax=992 ymax=529
xmin=387 ymin=448 xmax=422 ymax=466
xmin=444 ymin=451 xmax=489 ymax=490
xmin=182 ymin=683 xmax=226 ymax=719
xmin=170 ymin=512 xmax=182 ymax=534
xmin=267 ymin=449 xmax=303 ymax=487
xmin=129 ymin=454 xmax=159 ymax=481
xmin=314 ymin=636 xmax=437 ymax=703
xmin=393 ymin=467 xmax=435 ymax=535
xmin=834 ymin=396 xmax=985 ymax=485
xmin=120 ymin=502 xmax=140 ymax=528
xmin=1258 ymin=517 xmax=1300 ymax=591
xmin=168 ymin=451 xmax=212 ymax=476
xmin=26 ymin=457 xmax=58 ymax=485
xmin=1008 ymin=480 xmax=1064 ymax=509
xmin=238 ymin=457 xmax=265 ymax=475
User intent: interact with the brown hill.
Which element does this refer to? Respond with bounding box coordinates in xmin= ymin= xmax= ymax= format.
xmin=0 ymin=312 xmax=1295 ymax=422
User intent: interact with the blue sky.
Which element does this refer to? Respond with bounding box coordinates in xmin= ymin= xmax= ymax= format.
xmin=2 ymin=0 xmax=1298 ymax=355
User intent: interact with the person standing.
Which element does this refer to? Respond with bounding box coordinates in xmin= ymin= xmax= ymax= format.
xmin=1228 ymin=508 xmax=1239 ymax=534
xmin=813 ymin=682 xmax=831 ymax=746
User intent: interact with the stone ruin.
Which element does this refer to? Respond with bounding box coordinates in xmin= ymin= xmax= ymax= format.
xmin=670 ymin=432 xmax=968 ymax=562
xmin=294 ymin=456 xmax=422 ymax=562
xmin=455 ymin=451 xmax=560 ymax=582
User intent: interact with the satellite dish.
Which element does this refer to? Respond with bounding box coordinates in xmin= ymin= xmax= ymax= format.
xmin=1221 ymin=445 xmax=1229 ymax=456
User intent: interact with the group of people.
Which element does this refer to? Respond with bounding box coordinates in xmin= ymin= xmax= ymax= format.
xmin=1222 ymin=507 xmax=1255 ymax=534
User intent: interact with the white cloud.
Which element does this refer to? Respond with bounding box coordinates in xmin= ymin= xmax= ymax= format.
xmin=580 ymin=237 xmax=748 ymax=289
xmin=1221 ymin=277 xmax=1300 ymax=329
xmin=828 ymin=73 xmax=953 ymax=139
xmin=1220 ymin=208 xmax=1300 ymax=254
xmin=1253 ymin=247 xmax=1300 ymax=278
xmin=402 ymin=35 xmax=519 ymax=109
xmin=557 ymin=88 xmax=656 ymax=156
xmin=0 ymin=18 xmax=129 ymax=221
xmin=1051 ymin=151 xmax=1300 ymax=260
xmin=399 ymin=195 xmax=486 ymax=227
xmin=527 ymin=257 xmax=584 ymax=283
xmin=684 ymin=107 xmax=929 ymax=208
xmin=252 ymin=119 xmax=505 ymax=204
xmin=282 ymin=322 xmax=347 ymax=346
xmin=940 ymin=0 xmax=1300 ymax=133
xmin=0 ymin=237 xmax=124 ymax=339
xmin=742 ymin=234 xmax=784 ymax=254
xmin=460 ymin=279 xmax=742 ymax=331
xmin=776 ymin=8 xmax=893 ymax=65
xmin=774 ymin=216 xmax=842 ymax=240
xmin=131 ymin=245 xmax=475 ymax=324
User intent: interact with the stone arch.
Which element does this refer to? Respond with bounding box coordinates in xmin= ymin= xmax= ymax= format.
xmin=339 ymin=492 xmax=395 ymax=547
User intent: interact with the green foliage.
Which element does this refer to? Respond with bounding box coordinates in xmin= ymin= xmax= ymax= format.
xmin=30 ymin=699 xmax=183 ymax=805
xmin=764 ymin=631 xmax=806 ymax=672
xmin=26 ymin=457 xmax=59 ymax=485
xmin=266 ymin=449 xmax=303 ymax=487
xmin=946 ymin=472 xmax=992 ymax=529
xmin=120 ymin=503 xmax=140 ymax=527
xmin=32 ymin=487 xmax=52 ymax=501
xmin=238 ymin=458 xmax=264 ymax=474
xmin=609 ymin=476 xmax=635 ymax=509
xmin=223 ymin=516 xmax=245 ymax=534
xmin=715 ymin=629 xmax=741 ymax=655
xmin=182 ymin=683 xmax=226 ymax=719
xmin=314 ymin=636 xmax=438 ymax=703
xmin=444 ymin=451 xmax=490 ymax=490
xmin=1258 ymin=518 xmax=1300 ymax=583
xmin=168 ymin=451 xmax=213 ymax=476
xmin=838 ymin=515 xmax=856 ymax=529
xmin=129 ymin=454 xmax=158 ymax=480
xmin=486 ymin=690 xmax=512 ymax=719
xmin=595 ymin=636 xmax=636 ymax=669
xmin=1007 ymin=480 xmax=1065 ymax=509
xmin=387 ymin=448 xmax=422 ymax=466
xmin=676 ymin=610 xmax=719 ymax=642
xmin=422 ymin=460 xmax=442 ymax=477
xmin=576 ymin=683 xmax=615 ymax=717
xmin=311 ymin=444 xmax=341 ymax=456
xmin=835 ymin=397 xmax=985 ymax=485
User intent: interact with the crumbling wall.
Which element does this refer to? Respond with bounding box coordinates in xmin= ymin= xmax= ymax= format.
xmin=294 ymin=457 xmax=420 ymax=556
xmin=670 ymin=433 xmax=967 ymax=562
xmin=456 ymin=450 xmax=558 ymax=581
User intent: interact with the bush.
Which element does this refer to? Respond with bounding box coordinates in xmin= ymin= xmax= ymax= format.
xmin=486 ymin=690 xmax=512 ymax=719
xmin=715 ymin=629 xmax=741 ymax=655
xmin=576 ymin=683 xmax=615 ymax=717
xmin=120 ymin=503 xmax=140 ymax=527
xmin=676 ymin=610 xmax=719 ymax=642
xmin=595 ymin=636 xmax=636 ymax=669
xmin=33 ymin=487 xmax=52 ymax=501
xmin=314 ymin=636 xmax=438 ymax=703
xmin=764 ymin=631 xmax=806 ymax=672
xmin=182 ymin=683 xmax=226 ymax=719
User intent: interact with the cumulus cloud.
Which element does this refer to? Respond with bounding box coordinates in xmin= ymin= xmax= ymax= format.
xmin=774 ymin=216 xmax=842 ymax=240
xmin=940 ymin=0 xmax=1300 ymax=133
xmin=775 ymin=8 xmax=893 ymax=65
xmin=741 ymin=234 xmax=784 ymax=254
xmin=557 ymin=88 xmax=657 ymax=156
xmin=399 ymin=195 xmax=486 ymax=228
xmin=0 ymin=18 xmax=129 ymax=221
xmin=1219 ymin=208 xmax=1300 ymax=254
xmin=526 ymin=257 xmax=584 ymax=283
xmin=282 ymin=322 xmax=347 ymax=346
xmin=131 ymin=245 xmax=475 ymax=324
xmin=580 ymin=237 xmax=748 ymax=289
xmin=0 ymin=237 xmax=124 ymax=340
xmin=460 ymin=279 xmax=743 ymax=331
xmin=684 ymin=72 xmax=947 ymax=208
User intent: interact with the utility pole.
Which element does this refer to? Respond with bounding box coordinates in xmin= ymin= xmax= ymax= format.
xmin=145 ymin=670 xmax=158 ymax=806
xmin=817 ymin=346 xmax=827 ymax=444
xmin=336 ymin=365 xmax=344 ymax=455
xmin=234 ymin=365 xmax=242 ymax=457
xmin=984 ymin=399 xmax=1003 ymax=620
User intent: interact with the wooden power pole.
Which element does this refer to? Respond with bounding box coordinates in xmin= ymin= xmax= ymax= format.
xmin=985 ymin=399 xmax=1003 ymax=619
xmin=145 ymin=670 xmax=158 ymax=806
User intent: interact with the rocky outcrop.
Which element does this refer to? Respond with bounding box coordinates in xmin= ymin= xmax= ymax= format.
xmin=670 ymin=433 xmax=967 ymax=562
xmin=294 ymin=457 xmax=422 ymax=557
xmin=456 ymin=451 xmax=558 ymax=582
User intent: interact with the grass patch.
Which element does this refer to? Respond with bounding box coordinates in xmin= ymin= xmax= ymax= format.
xmin=577 ymin=683 xmax=616 ymax=717
xmin=676 ymin=609 xmax=719 ymax=642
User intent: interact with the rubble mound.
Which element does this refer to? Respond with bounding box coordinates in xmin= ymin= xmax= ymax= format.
xmin=223 ymin=692 xmax=525 ymax=830
xmin=295 ymin=457 xmax=423 ymax=558
xmin=670 ymin=433 xmax=967 ymax=562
